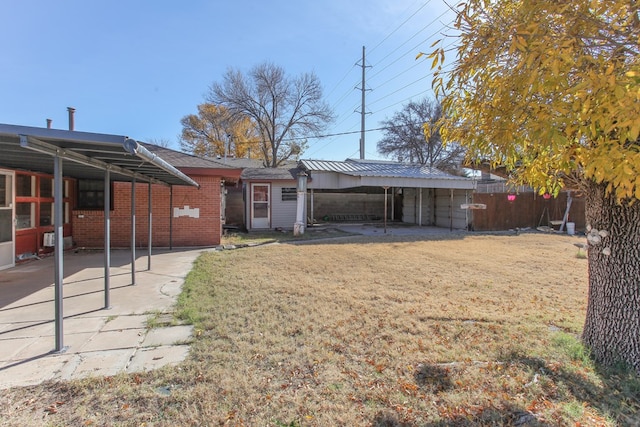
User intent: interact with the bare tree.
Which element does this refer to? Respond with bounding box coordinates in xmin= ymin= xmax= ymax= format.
xmin=377 ymin=98 xmax=464 ymax=173
xmin=208 ymin=62 xmax=334 ymax=167
xmin=179 ymin=103 xmax=260 ymax=159
xmin=146 ymin=137 xmax=174 ymax=148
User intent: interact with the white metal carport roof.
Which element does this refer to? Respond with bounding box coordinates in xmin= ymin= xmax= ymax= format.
xmin=0 ymin=123 xmax=200 ymax=353
xmin=0 ymin=124 xmax=199 ymax=187
xmin=300 ymin=158 xmax=476 ymax=189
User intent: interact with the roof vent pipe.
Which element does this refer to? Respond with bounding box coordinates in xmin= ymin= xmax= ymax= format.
xmin=67 ymin=107 xmax=76 ymax=131
xmin=46 ymin=119 xmax=52 ymax=129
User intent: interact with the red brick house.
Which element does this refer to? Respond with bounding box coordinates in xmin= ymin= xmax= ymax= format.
xmin=72 ymin=144 xmax=241 ymax=249
xmin=0 ymin=123 xmax=241 ymax=269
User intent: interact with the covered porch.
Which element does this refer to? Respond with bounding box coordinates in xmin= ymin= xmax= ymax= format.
xmin=0 ymin=123 xmax=198 ymax=352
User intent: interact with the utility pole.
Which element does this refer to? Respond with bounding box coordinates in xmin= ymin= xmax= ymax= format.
xmin=357 ymin=46 xmax=371 ymax=160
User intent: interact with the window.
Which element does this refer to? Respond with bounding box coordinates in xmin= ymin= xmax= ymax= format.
xmin=40 ymin=203 xmax=53 ymax=226
xmin=16 ymin=174 xmax=35 ymax=197
xmin=0 ymin=174 xmax=10 ymax=207
xmin=77 ymin=180 xmax=113 ymax=209
xmin=40 ymin=177 xmax=52 ymax=198
xmin=281 ymin=187 xmax=297 ymax=202
xmin=14 ymin=173 xmax=73 ymax=231
xmin=16 ymin=203 xmax=35 ymax=229
xmin=0 ymin=210 xmax=10 ymax=242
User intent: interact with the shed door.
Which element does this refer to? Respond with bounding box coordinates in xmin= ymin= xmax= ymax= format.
xmin=435 ymin=189 xmax=469 ymax=230
xmin=0 ymin=171 xmax=15 ymax=270
xmin=251 ymin=183 xmax=270 ymax=229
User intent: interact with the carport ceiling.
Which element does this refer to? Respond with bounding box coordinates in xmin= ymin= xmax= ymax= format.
xmin=0 ymin=124 xmax=198 ymax=187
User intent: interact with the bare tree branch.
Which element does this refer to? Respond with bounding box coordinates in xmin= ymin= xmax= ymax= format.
xmin=377 ymin=98 xmax=465 ymax=173
xmin=208 ymin=62 xmax=334 ymax=167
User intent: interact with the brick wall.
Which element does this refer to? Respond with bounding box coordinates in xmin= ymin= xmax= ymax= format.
xmin=72 ymin=175 xmax=222 ymax=248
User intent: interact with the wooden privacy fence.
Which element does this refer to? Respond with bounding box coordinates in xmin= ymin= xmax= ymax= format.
xmin=470 ymin=191 xmax=585 ymax=232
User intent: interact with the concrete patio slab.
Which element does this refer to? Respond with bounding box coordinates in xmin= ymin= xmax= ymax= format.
xmin=0 ymin=248 xmax=207 ymax=390
xmin=80 ymin=328 xmax=145 ymax=352
xmin=127 ymin=345 xmax=191 ymax=372
xmin=10 ymin=332 xmax=96 ymax=362
xmin=142 ymin=325 xmax=194 ymax=347
xmin=101 ymin=314 xmax=148 ymax=331
xmin=0 ymin=354 xmax=74 ymax=388
xmin=59 ymin=349 xmax=135 ymax=380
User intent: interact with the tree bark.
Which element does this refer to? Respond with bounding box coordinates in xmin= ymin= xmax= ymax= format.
xmin=582 ymin=181 xmax=640 ymax=373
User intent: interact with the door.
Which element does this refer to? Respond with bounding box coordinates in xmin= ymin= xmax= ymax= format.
xmin=435 ymin=189 xmax=469 ymax=230
xmin=251 ymin=183 xmax=270 ymax=229
xmin=0 ymin=170 xmax=15 ymax=270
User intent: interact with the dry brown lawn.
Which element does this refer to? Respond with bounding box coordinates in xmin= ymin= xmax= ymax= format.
xmin=2 ymin=231 xmax=639 ymax=426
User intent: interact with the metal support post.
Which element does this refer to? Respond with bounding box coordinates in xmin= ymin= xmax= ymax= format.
xmin=53 ymin=155 xmax=66 ymax=352
xmin=131 ymin=178 xmax=136 ymax=285
xmin=148 ymin=182 xmax=152 ymax=271
xmin=104 ymin=168 xmax=111 ymax=308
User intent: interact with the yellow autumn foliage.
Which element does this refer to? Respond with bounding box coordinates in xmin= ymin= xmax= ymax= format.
xmin=180 ymin=104 xmax=261 ymax=159
xmin=432 ymin=0 xmax=640 ymax=201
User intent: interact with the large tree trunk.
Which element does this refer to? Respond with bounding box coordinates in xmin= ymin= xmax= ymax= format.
xmin=582 ymin=182 xmax=640 ymax=373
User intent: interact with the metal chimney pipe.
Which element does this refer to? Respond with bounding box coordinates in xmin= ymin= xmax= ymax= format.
xmin=46 ymin=119 xmax=52 ymax=129
xmin=67 ymin=107 xmax=76 ymax=131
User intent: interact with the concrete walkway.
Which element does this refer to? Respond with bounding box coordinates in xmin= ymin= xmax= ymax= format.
xmin=0 ymin=248 xmax=207 ymax=390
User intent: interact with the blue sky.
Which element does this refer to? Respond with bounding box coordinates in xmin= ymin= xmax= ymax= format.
xmin=1 ymin=0 xmax=456 ymax=161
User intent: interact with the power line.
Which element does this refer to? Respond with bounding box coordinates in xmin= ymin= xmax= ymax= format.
xmin=325 ymin=64 xmax=357 ymax=100
xmin=369 ymin=8 xmax=451 ymax=81
xmin=300 ymin=120 xmax=436 ymax=143
xmin=371 ymin=55 xmax=430 ymax=93
xmin=317 ymin=2 xmax=457 ymax=159
xmin=327 ymin=4 xmax=452 ymax=126
xmin=368 ymin=74 xmax=431 ymax=107
xmin=325 ymin=9 xmax=434 ymax=127
xmin=376 ymin=88 xmax=434 ymax=115
xmin=368 ymin=0 xmax=434 ymax=55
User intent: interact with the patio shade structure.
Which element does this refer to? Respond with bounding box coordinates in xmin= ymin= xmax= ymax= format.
xmin=0 ymin=123 xmax=199 ymax=352
xmin=300 ymin=158 xmax=476 ymax=228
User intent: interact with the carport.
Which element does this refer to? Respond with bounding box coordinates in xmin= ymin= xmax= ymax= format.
xmin=0 ymin=123 xmax=199 ymax=352
xmin=299 ymin=159 xmax=476 ymax=230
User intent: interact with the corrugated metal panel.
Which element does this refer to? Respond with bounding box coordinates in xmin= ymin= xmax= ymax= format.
xmin=0 ymin=124 xmax=198 ymax=187
xmin=434 ymin=189 xmax=469 ymax=229
xmin=402 ymin=188 xmax=433 ymax=225
xmin=301 ymin=158 xmax=470 ymax=181
xmin=301 ymin=159 xmax=357 ymax=173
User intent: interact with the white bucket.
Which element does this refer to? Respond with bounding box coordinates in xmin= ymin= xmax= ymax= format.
xmin=566 ymin=222 xmax=576 ymax=235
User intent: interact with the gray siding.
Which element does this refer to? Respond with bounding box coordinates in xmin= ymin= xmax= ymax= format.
xmin=270 ymin=183 xmax=298 ymax=230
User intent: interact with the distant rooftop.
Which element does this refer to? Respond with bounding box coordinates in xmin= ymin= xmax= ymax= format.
xmin=143 ymin=143 xmax=238 ymax=169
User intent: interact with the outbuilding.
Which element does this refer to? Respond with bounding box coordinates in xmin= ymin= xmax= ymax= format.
xmin=301 ymin=159 xmax=476 ymax=230
xmin=228 ymin=158 xmax=476 ymax=232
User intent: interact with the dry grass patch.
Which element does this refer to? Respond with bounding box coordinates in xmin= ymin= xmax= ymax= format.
xmin=2 ymin=232 xmax=639 ymax=426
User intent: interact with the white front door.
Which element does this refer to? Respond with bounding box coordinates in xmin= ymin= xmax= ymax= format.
xmin=251 ymin=183 xmax=270 ymax=229
xmin=0 ymin=170 xmax=15 ymax=270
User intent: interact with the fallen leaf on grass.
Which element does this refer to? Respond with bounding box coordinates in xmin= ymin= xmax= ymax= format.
xmin=44 ymin=400 xmax=66 ymax=414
